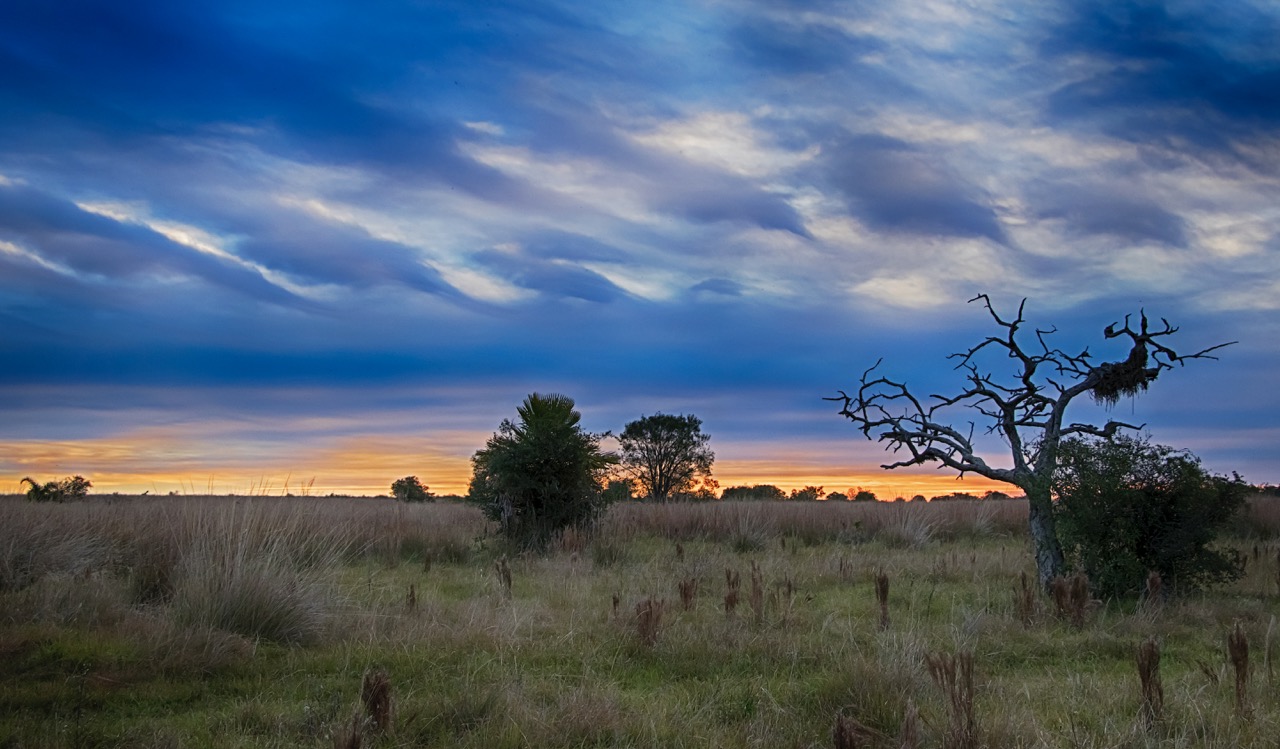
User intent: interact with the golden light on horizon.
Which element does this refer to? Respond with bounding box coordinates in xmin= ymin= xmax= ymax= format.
xmin=3 ymin=431 xmax=1017 ymax=499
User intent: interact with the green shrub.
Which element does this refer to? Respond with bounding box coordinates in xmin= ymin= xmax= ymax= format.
xmin=468 ymin=393 xmax=616 ymax=551
xmin=1053 ymin=435 xmax=1247 ymax=598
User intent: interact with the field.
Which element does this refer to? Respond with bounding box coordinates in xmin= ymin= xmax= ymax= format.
xmin=3 ymin=496 xmax=1280 ymax=748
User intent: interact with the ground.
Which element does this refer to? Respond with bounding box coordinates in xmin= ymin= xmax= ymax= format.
xmin=2 ymin=496 xmax=1278 ymax=748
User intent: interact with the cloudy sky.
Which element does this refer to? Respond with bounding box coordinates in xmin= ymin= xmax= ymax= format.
xmin=2 ymin=0 xmax=1277 ymax=497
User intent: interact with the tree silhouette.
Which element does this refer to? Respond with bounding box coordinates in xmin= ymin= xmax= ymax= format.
xmin=830 ymin=295 xmax=1233 ymax=588
xmin=618 ymin=413 xmax=714 ymax=501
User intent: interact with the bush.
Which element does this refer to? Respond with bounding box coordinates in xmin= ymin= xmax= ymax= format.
xmin=391 ymin=476 xmax=434 ymax=502
xmin=21 ymin=475 xmax=91 ymax=502
xmin=468 ymin=393 xmax=616 ymax=551
xmin=1054 ymin=435 xmax=1247 ymax=598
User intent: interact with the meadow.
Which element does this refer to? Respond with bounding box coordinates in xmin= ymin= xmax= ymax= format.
xmin=3 ymin=495 xmax=1279 ymax=748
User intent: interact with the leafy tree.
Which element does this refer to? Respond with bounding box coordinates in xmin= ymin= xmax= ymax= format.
xmin=1054 ymin=435 xmax=1247 ymax=598
xmin=851 ymin=488 xmax=877 ymax=502
xmin=789 ymin=485 xmax=824 ymax=501
xmin=617 ymin=413 xmax=714 ymax=501
xmin=468 ymin=393 xmax=617 ymax=550
xmin=681 ymin=476 xmax=720 ymax=501
xmin=720 ymin=484 xmax=786 ymax=501
xmin=831 ymin=295 xmax=1232 ymax=589
xmin=22 ymin=475 xmax=91 ymax=502
xmin=390 ymin=476 xmax=434 ymax=502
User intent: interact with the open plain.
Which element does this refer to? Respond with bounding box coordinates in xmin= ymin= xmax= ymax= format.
xmin=3 ymin=496 xmax=1279 ymax=748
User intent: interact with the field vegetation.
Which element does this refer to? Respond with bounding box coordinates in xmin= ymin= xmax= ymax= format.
xmin=3 ymin=495 xmax=1280 ymax=748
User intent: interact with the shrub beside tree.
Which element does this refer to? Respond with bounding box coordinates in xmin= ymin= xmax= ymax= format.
xmin=1054 ymin=435 xmax=1247 ymax=598
xmin=468 ymin=393 xmax=616 ymax=550
xmin=831 ymin=294 xmax=1233 ymax=589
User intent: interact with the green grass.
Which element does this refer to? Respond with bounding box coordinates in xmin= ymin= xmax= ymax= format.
xmin=2 ymin=496 xmax=1279 ymax=747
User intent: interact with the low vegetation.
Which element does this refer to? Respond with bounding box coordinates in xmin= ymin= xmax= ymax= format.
xmin=3 ymin=495 xmax=1280 ymax=747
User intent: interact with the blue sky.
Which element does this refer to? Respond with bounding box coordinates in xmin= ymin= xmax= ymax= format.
xmin=2 ymin=0 xmax=1277 ymax=495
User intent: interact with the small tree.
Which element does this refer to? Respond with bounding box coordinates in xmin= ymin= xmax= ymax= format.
xmin=721 ymin=484 xmax=786 ymax=501
xmin=22 ymin=475 xmax=91 ymax=502
xmin=390 ymin=476 xmax=434 ymax=502
xmin=618 ymin=413 xmax=715 ymax=501
xmin=851 ymin=488 xmax=877 ymax=502
xmin=1054 ymin=435 xmax=1247 ymax=597
xmin=831 ymin=295 xmax=1232 ymax=589
xmin=790 ymin=485 xmax=824 ymax=501
xmin=468 ymin=393 xmax=616 ymax=550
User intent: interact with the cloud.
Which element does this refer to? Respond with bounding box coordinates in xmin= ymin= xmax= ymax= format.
xmin=1028 ymin=181 xmax=1189 ymax=246
xmin=730 ymin=16 xmax=885 ymax=74
xmin=689 ymin=278 xmax=744 ymax=297
xmin=1040 ymin=1 xmax=1280 ymax=170
xmin=473 ymin=247 xmax=630 ymax=304
xmin=0 ymin=182 xmax=302 ymax=305
xmin=821 ymin=133 xmax=1007 ymax=242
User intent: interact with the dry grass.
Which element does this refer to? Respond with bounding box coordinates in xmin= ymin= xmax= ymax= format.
xmin=1229 ymin=619 xmax=1250 ymax=716
xmin=4 ymin=496 xmax=1280 ymax=748
xmin=1137 ymin=635 xmax=1164 ymax=728
xmin=926 ymin=649 xmax=977 ymax=749
xmin=1051 ymin=571 xmax=1092 ymax=628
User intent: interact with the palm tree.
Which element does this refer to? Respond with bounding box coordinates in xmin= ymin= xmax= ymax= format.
xmin=469 ymin=393 xmax=617 ymax=550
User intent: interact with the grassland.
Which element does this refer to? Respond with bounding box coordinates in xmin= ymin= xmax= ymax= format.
xmin=2 ymin=495 xmax=1279 ymax=748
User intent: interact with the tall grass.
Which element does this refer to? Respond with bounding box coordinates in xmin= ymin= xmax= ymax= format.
xmin=4 ymin=495 xmax=1280 ymax=748
xmin=596 ymin=498 xmax=1028 ymax=545
xmin=166 ymin=503 xmax=345 ymax=644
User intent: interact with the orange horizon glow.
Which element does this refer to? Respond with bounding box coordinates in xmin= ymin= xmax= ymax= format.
xmin=1 ymin=471 xmax=1011 ymax=499
xmin=0 ymin=427 xmax=1018 ymax=496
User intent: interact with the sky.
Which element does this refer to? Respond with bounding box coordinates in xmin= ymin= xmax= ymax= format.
xmin=1 ymin=0 xmax=1278 ymax=497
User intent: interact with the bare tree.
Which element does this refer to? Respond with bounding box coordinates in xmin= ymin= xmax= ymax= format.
xmin=830 ymin=295 xmax=1233 ymax=589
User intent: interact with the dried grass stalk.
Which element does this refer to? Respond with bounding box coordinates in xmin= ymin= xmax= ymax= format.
xmin=361 ymin=668 xmax=393 ymax=735
xmin=1013 ymin=571 xmax=1036 ymax=627
xmin=875 ymin=570 xmax=890 ymax=631
xmin=634 ymin=597 xmax=665 ymax=647
xmin=1136 ymin=636 xmax=1163 ymax=728
xmin=1050 ymin=572 xmax=1090 ymax=628
xmin=494 ymin=555 xmax=512 ymax=600
xmin=724 ymin=568 xmax=740 ymax=616
xmin=678 ymin=576 xmax=698 ymax=611
xmin=899 ymin=698 xmax=922 ymax=749
xmin=1144 ymin=570 xmax=1163 ymax=608
xmin=333 ymin=712 xmax=362 ymax=749
xmin=1228 ymin=620 xmax=1250 ymax=717
xmin=750 ymin=561 xmax=765 ymax=626
xmin=833 ymin=714 xmax=881 ymax=749
xmin=926 ymin=650 xmax=977 ymax=749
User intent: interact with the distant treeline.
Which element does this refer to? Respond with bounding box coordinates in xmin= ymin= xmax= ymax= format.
xmin=716 ymin=484 xmax=1022 ymax=502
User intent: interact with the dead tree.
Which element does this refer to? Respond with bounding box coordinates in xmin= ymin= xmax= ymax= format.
xmin=830 ymin=294 xmax=1233 ymax=589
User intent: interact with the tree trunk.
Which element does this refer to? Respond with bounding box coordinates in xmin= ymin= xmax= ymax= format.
xmin=1025 ymin=482 xmax=1065 ymax=590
